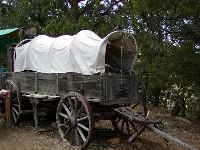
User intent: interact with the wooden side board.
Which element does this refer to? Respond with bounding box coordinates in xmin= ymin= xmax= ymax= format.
xmin=13 ymin=72 xmax=103 ymax=101
xmin=1 ymin=72 xmax=137 ymax=105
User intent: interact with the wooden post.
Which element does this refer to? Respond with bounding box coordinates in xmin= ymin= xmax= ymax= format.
xmin=34 ymin=72 xmax=38 ymax=93
xmin=56 ymin=73 xmax=59 ymax=95
xmin=0 ymin=90 xmax=11 ymax=126
xmin=31 ymin=99 xmax=39 ymax=130
xmin=5 ymin=91 xmax=11 ymax=126
xmin=146 ymin=124 xmax=198 ymax=150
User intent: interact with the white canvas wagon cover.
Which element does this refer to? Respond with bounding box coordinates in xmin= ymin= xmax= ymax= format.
xmin=14 ymin=30 xmax=137 ymax=75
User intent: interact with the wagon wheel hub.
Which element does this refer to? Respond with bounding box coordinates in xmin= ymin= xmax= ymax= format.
xmin=70 ymin=115 xmax=77 ymax=127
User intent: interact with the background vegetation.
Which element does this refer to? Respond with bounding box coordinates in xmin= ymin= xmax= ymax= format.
xmin=0 ymin=0 xmax=200 ymax=118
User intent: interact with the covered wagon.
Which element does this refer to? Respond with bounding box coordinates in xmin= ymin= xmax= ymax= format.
xmin=1 ymin=30 xmax=146 ymax=149
xmin=0 ymin=29 xmax=197 ymax=150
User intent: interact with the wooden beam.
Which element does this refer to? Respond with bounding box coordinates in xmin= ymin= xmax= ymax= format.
xmin=146 ymin=124 xmax=198 ymax=150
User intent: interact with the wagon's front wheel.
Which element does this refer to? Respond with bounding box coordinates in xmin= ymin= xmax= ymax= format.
xmin=56 ymin=92 xmax=93 ymax=149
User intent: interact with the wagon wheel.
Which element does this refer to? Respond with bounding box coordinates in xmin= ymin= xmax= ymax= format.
xmin=6 ymin=80 xmax=21 ymax=125
xmin=111 ymin=98 xmax=147 ymax=139
xmin=56 ymin=91 xmax=93 ymax=149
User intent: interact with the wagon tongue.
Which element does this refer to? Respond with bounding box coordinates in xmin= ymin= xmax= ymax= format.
xmin=113 ymin=107 xmax=161 ymax=127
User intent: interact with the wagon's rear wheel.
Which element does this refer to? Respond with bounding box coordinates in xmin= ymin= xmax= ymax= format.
xmin=56 ymin=92 xmax=93 ymax=149
xmin=6 ymin=80 xmax=21 ymax=125
xmin=112 ymin=98 xmax=147 ymax=139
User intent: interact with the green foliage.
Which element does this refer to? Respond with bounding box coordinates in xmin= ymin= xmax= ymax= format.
xmin=0 ymin=0 xmax=128 ymax=36
xmin=129 ymin=0 xmax=200 ymax=116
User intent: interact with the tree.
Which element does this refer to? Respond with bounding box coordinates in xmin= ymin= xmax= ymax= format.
xmin=0 ymin=0 xmax=129 ymax=36
xmin=128 ymin=0 xmax=200 ymax=116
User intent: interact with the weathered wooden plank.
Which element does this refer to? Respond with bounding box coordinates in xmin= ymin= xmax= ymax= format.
xmin=82 ymin=75 xmax=102 ymax=100
xmin=37 ymin=73 xmax=57 ymax=95
xmin=15 ymin=72 xmax=35 ymax=93
xmin=58 ymin=73 xmax=102 ymax=101
xmin=58 ymin=73 xmax=83 ymax=94
xmin=10 ymin=72 xmax=102 ymax=101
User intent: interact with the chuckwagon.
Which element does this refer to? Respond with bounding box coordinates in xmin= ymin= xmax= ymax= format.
xmin=0 ymin=30 xmax=196 ymax=150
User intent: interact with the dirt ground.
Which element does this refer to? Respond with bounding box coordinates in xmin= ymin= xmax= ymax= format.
xmin=0 ymin=111 xmax=200 ymax=150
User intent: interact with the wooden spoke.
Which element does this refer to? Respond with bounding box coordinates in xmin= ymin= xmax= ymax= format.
xmin=11 ymin=111 xmax=17 ymax=123
xmin=64 ymin=126 xmax=72 ymax=136
xmin=58 ymin=112 xmax=69 ymax=120
xmin=126 ymin=121 xmax=130 ymax=135
xmin=56 ymin=91 xmax=93 ymax=149
xmin=78 ymin=123 xmax=89 ymax=132
xmin=112 ymin=115 xmax=142 ymax=140
xmin=74 ymin=128 xmax=81 ymax=145
xmin=77 ymin=116 xmax=88 ymax=122
xmin=12 ymin=104 xmax=20 ymax=107
xmin=62 ymin=103 xmax=71 ymax=117
xmin=130 ymin=121 xmax=138 ymax=132
xmin=121 ymin=119 xmax=125 ymax=132
xmin=12 ymin=107 xmax=19 ymax=116
xmin=74 ymin=97 xmax=79 ymax=114
xmin=77 ymin=127 xmax=86 ymax=142
xmin=76 ymin=104 xmax=84 ymax=116
xmin=60 ymin=126 xmax=72 ymax=139
xmin=68 ymin=97 xmax=74 ymax=114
